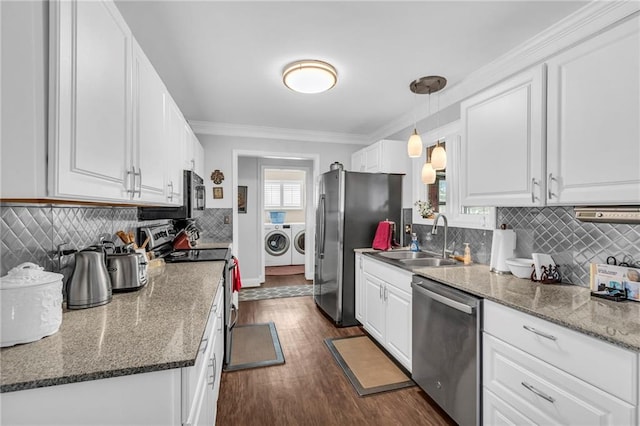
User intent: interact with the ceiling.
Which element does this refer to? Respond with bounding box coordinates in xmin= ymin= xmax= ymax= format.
xmin=115 ymin=1 xmax=588 ymax=143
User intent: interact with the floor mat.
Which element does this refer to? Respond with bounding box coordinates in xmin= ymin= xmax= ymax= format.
xmin=225 ymin=322 xmax=285 ymax=371
xmin=239 ymin=284 xmax=313 ymax=301
xmin=265 ymin=265 xmax=305 ymax=276
xmin=325 ymin=335 xmax=414 ymax=396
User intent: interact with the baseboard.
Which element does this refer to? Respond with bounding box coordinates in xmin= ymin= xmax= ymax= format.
xmin=241 ymin=277 xmax=261 ymax=288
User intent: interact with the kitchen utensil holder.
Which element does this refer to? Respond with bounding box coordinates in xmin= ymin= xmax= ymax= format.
xmin=530 ymin=264 xmax=561 ymax=284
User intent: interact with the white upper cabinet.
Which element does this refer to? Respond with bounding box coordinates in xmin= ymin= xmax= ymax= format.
xmin=546 ymin=15 xmax=640 ymax=205
xmin=49 ymin=0 xmax=133 ymax=201
xmin=45 ymin=0 xmax=196 ymax=205
xmin=460 ymin=65 xmax=546 ymax=207
xmin=132 ymin=39 xmax=169 ymax=203
xmin=194 ymin=138 xmax=205 ymax=179
xmin=351 ymin=139 xmax=410 ymax=207
xmin=166 ymin=97 xmax=185 ymax=204
xmin=350 ymin=139 xmax=408 ymax=174
xmin=460 ymin=15 xmax=640 ymax=208
xmin=183 ymin=124 xmax=205 ymax=178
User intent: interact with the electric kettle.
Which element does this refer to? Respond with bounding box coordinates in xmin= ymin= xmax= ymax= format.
xmin=66 ymin=246 xmax=112 ymax=309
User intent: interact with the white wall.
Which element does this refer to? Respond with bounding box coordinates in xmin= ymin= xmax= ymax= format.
xmin=197 ymin=134 xmax=362 ymax=209
xmin=237 ymin=157 xmax=261 ymax=284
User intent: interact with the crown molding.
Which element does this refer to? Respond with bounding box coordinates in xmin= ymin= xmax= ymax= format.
xmin=369 ymin=0 xmax=640 ymax=142
xmin=189 ymin=120 xmax=371 ymax=145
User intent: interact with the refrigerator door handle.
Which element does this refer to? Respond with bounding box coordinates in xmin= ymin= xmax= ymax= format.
xmin=319 ymin=194 xmax=326 ymax=259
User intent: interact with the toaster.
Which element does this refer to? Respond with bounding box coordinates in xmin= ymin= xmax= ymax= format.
xmin=106 ymin=252 xmax=148 ymax=292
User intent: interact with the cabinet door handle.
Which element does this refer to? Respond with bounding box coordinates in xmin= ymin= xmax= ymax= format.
xmin=127 ymin=167 xmax=140 ymax=199
xmin=384 ymin=286 xmax=388 ymax=301
xmin=137 ymin=167 xmax=142 ymax=198
xmin=200 ymin=337 xmax=209 ymax=353
xmin=521 ymin=381 xmax=555 ymax=403
xmin=547 ymin=173 xmax=556 ymax=199
xmin=523 ymin=325 xmax=557 ymax=341
xmin=167 ymin=181 xmax=174 ymax=201
xmin=208 ymin=354 xmax=217 ymax=389
xmin=531 ymin=178 xmax=538 ymax=203
xmin=379 ymin=283 xmax=383 ymax=299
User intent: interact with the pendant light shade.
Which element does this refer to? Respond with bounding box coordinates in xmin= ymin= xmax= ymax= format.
xmin=421 ymin=162 xmax=436 ymax=184
xmin=282 ymin=60 xmax=338 ymax=94
xmin=407 ymin=129 xmax=423 ymax=158
xmin=431 ymin=141 xmax=447 ymax=170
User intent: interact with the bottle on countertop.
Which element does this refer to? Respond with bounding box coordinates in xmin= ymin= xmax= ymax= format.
xmin=410 ymin=233 xmax=420 ymax=252
xmin=463 ymin=243 xmax=472 ymax=265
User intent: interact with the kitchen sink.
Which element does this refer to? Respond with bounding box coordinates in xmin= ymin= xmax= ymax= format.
xmin=400 ymin=257 xmax=459 ymax=267
xmin=377 ymin=251 xmax=435 ymax=260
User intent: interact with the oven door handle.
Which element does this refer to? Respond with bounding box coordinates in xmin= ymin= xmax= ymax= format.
xmin=230 ymin=304 xmax=238 ymax=329
xmin=412 ymin=283 xmax=475 ymax=315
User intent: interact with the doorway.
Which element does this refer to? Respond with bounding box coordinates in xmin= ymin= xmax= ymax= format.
xmin=232 ymin=150 xmax=318 ymax=288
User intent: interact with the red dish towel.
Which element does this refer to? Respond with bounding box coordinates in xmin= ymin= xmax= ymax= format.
xmin=372 ymin=221 xmax=393 ymax=251
xmin=232 ymin=256 xmax=242 ymax=292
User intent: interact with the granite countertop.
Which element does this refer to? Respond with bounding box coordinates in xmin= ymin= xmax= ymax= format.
xmin=0 ymin=261 xmax=225 ymax=393
xmin=361 ymin=251 xmax=640 ymax=352
xmin=192 ymin=240 xmax=232 ymax=250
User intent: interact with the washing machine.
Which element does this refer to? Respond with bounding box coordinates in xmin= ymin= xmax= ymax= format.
xmin=290 ymin=223 xmax=305 ymax=265
xmin=265 ymin=224 xmax=292 ymax=266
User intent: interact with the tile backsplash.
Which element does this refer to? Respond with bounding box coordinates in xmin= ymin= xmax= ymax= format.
xmin=408 ymin=206 xmax=640 ymax=286
xmin=0 ymin=204 xmax=233 ymax=278
xmin=498 ymin=206 xmax=640 ymax=286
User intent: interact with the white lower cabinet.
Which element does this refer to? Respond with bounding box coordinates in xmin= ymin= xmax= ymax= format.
xmin=484 ymin=388 xmax=536 ymax=426
xmin=183 ymin=283 xmax=224 ymax=426
xmin=354 ymin=253 xmax=364 ymax=323
xmin=483 ymin=300 xmax=639 ymax=426
xmin=1 ymin=285 xmax=224 ymax=426
xmin=361 ymin=257 xmax=412 ymax=371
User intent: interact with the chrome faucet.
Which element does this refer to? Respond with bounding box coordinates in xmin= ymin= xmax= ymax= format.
xmin=431 ymin=213 xmax=449 ymax=259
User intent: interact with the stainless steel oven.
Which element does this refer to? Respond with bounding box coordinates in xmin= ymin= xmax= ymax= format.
xmin=137 ymin=170 xmax=205 ymax=220
xmin=139 ymin=223 xmax=237 ymax=367
xmin=412 ymin=276 xmax=482 ymax=426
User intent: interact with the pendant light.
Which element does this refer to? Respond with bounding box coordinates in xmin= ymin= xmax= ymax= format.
xmin=407 ymin=129 xmax=423 ymax=158
xmin=408 ymin=76 xmax=447 ymax=162
xmin=407 ymin=92 xmax=423 ymax=157
xmin=431 ymin=92 xmax=447 ymax=170
xmin=431 ymin=140 xmax=447 ymax=170
xmin=421 ymin=148 xmax=436 ymax=185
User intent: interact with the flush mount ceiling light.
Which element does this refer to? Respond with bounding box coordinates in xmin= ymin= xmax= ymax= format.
xmin=407 ymin=76 xmax=447 ymax=159
xmin=282 ymin=60 xmax=338 ymax=94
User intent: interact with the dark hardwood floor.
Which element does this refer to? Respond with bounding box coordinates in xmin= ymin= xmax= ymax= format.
xmin=261 ymin=273 xmax=312 ymax=288
xmin=216 ymin=296 xmax=454 ymax=426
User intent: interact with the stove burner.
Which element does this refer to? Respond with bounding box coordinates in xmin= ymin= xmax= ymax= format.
xmin=170 ymin=251 xmax=188 ymax=258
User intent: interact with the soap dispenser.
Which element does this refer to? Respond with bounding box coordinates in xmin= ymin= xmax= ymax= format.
xmin=463 ymin=243 xmax=472 ymax=265
xmin=410 ymin=233 xmax=420 ymax=252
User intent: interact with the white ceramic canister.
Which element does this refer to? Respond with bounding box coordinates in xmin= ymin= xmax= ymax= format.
xmin=0 ymin=262 xmax=64 ymax=347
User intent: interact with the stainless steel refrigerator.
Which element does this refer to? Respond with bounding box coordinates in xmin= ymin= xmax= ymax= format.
xmin=314 ymin=169 xmax=403 ymax=326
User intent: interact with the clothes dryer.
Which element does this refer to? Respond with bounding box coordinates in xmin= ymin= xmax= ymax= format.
xmin=290 ymin=223 xmax=305 ymax=265
xmin=264 ymin=224 xmax=292 ymax=266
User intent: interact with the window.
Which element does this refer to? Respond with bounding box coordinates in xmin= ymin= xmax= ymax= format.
xmin=264 ymin=180 xmax=304 ymax=209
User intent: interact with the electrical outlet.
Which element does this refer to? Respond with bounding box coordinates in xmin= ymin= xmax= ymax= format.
xmin=224 ymin=215 xmax=230 ymax=224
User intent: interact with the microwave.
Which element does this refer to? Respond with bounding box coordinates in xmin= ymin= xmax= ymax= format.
xmin=137 ymin=170 xmax=205 ymax=220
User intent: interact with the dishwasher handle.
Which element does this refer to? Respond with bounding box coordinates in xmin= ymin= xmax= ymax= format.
xmin=412 ymin=282 xmax=476 ymax=315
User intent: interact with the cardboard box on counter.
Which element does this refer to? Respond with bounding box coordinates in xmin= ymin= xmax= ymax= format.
xmin=590 ymin=263 xmax=640 ymax=302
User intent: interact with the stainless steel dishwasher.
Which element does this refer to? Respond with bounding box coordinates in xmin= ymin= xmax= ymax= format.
xmin=412 ymin=275 xmax=482 ymax=426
